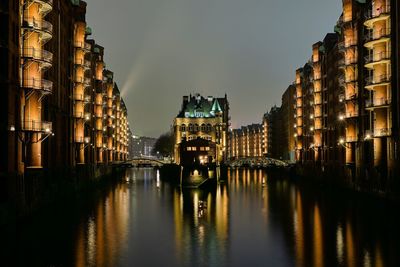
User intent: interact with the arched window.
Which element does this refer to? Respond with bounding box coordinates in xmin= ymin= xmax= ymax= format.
xmin=180 ymin=124 xmax=186 ymax=132
xmin=201 ymin=124 xmax=206 ymax=132
xmin=207 ymin=124 xmax=212 ymax=132
xmin=194 ymin=124 xmax=199 ymax=132
xmin=189 ymin=124 xmax=193 ymax=132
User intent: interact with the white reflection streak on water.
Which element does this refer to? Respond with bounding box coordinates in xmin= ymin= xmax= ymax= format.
xmin=336 ymin=224 xmax=344 ymax=265
xmin=87 ymin=217 xmax=96 ymax=266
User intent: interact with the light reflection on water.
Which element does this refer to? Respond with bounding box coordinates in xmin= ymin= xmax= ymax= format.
xmin=4 ymin=168 xmax=400 ymax=267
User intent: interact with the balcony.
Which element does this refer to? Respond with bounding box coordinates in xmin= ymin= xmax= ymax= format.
xmin=364 ymin=51 xmax=391 ymax=68
xmin=73 ymin=94 xmax=84 ymax=101
xmin=364 ymin=5 xmax=391 ymax=28
xmin=22 ymin=47 xmax=53 ymax=68
xmin=364 ymin=28 xmax=391 ymax=48
xmin=345 ymin=93 xmax=358 ymax=102
xmin=27 ymin=0 xmax=53 ymax=16
xmin=21 ymin=120 xmax=52 ymax=133
xmin=74 ymin=41 xmax=91 ymax=52
xmin=22 ymin=17 xmax=53 ymax=42
xmin=345 ymin=111 xmax=359 ymax=119
xmin=344 ymin=39 xmax=357 ymax=48
xmin=84 ymin=77 xmax=91 ymax=86
xmin=365 ymin=74 xmax=391 ymax=89
xmin=345 ymin=57 xmax=357 ymax=66
xmin=21 ymin=78 xmax=53 ymax=94
xmin=374 ymin=128 xmax=391 ymax=137
xmin=84 ymin=95 xmax=92 ymax=104
xmin=74 ymin=59 xmax=91 ymax=70
xmin=346 ymin=136 xmax=357 ymax=143
xmin=73 ymin=111 xmax=84 ymax=119
xmin=366 ymin=97 xmax=391 ymax=109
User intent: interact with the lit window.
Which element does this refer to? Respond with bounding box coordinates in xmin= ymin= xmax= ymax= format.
xmin=187 ymin=147 xmax=192 ymax=151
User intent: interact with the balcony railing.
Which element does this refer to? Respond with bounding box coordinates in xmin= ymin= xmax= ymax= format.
xmin=74 ymin=59 xmax=91 ymax=69
xmin=27 ymin=0 xmax=53 ymax=15
xmin=345 ymin=57 xmax=357 ymax=65
xmin=84 ymin=95 xmax=91 ymax=103
xmin=365 ymin=4 xmax=391 ymax=20
xmin=366 ymin=97 xmax=391 ymax=108
xmin=364 ymin=28 xmax=391 ymax=43
xmin=345 ymin=111 xmax=359 ymax=118
xmin=22 ymin=47 xmax=53 ymax=65
xmin=364 ymin=51 xmax=391 ymax=64
xmin=374 ymin=128 xmax=391 ymax=137
xmin=74 ymin=41 xmax=91 ymax=51
xmin=345 ymin=93 xmax=358 ymax=101
xmin=21 ymin=120 xmax=52 ymax=133
xmin=22 ymin=78 xmax=53 ymax=93
xmin=346 ymin=136 xmax=357 ymax=143
xmin=84 ymin=77 xmax=91 ymax=86
xmin=23 ymin=17 xmax=53 ymax=36
xmin=73 ymin=111 xmax=84 ymax=119
xmin=73 ymin=94 xmax=84 ymax=101
xmin=345 ymin=39 xmax=357 ymax=48
xmin=365 ymin=74 xmax=391 ymax=86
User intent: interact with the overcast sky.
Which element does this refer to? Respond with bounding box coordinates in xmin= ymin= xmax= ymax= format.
xmin=85 ymin=0 xmax=341 ymax=138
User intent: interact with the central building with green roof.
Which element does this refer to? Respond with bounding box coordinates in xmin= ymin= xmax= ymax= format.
xmin=173 ymin=94 xmax=230 ymax=165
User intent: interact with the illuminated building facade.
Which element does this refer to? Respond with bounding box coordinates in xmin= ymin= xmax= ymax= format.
xmin=229 ymin=124 xmax=263 ymax=159
xmin=263 ymin=106 xmax=283 ymax=159
xmin=274 ymin=0 xmax=400 ymax=192
xmin=281 ymin=85 xmax=296 ymax=161
xmin=173 ymin=94 xmax=230 ymax=165
xmin=0 ymin=0 xmax=130 ymax=214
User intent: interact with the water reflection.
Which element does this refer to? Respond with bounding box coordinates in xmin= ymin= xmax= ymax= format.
xmin=172 ymin=184 xmax=229 ymax=267
xmin=75 ymin=171 xmax=131 ymax=267
xmin=4 ymin=168 xmax=400 ymax=267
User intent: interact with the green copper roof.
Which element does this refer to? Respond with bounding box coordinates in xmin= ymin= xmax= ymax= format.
xmin=178 ymin=94 xmax=226 ymax=118
xmin=86 ymin=27 xmax=92 ymax=35
xmin=71 ymin=0 xmax=80 ymax=6
xmin=211 ymin=99 xmax=222 ymax=113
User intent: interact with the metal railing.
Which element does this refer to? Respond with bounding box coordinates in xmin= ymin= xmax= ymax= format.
xmin=22 ymin=47 xmax=53 ymax=64
xmin=364 ymin=51 xmax=391 ymax=64
xmin=21 ymin=120 xmax=52 ymax=132
xmin=23 ymin=17 xmax=53 ymax=35
xmin=364 ymin=28 xmax=391 ymax=43
xmin=374 ymin=128 xmax=391 ymax=137
xmin=22 ymin=78 xmax=53 ymax=93
xmin=74 ymin=59 xmax=91 ymax=69
xmin=345 ymin=93 xmax=358 ymax=101
xmin=346 ymin=136 xmax=357 ymax=142
xmin=345 ymin=111 xmax=359 ymax=118
xmin=365 ymin=74 xmax=391 ymax=86
xmin=345 ymin=39 xmax=357 ymax=48
xmin=366 ymin=97 xmax=391 ymax=107
xmin=73 ymin=111 xmax=84 ymax=118
xmin=345 ymin=57 xmax=357 ymax=65
xmin=74 ymin=41 xmax=91 ymax=51
xmin=365 ymin=4 xmax=391 ymax=20
xmin=73 ymin=94 xmax=83 ymax=101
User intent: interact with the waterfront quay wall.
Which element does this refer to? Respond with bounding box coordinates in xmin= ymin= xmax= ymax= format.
xmin=295 ymin=162 xmax=400 ymax=201
xmin=0 ymin=164 xmax=124 ymax=224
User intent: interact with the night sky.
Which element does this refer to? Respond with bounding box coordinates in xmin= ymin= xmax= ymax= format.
xmin=85 ymin=0 xmax=341 ymax=137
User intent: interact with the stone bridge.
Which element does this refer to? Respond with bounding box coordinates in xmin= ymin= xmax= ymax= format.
xmin=226 ymin=157 xmax=289 ymax=168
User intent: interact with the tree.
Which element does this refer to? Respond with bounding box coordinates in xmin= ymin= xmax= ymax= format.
xmin=152 ymin=132 xmax=174 ymax=157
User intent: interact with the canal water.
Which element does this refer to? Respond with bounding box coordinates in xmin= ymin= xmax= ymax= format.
xmin=3 ymin=168 xmax=400 ymax=267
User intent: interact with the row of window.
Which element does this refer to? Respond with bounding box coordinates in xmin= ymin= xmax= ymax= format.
xmin=187 ymin=147 xmax=211 ymax=152
xmin=184 ymin=135 xmax=212 ymax=141
xmin=180 ymin=124 xmax=213 ymax=132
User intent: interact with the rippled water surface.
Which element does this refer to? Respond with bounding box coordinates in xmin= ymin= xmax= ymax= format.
xmin=3 ymin=168 xmax=400 ymax=267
